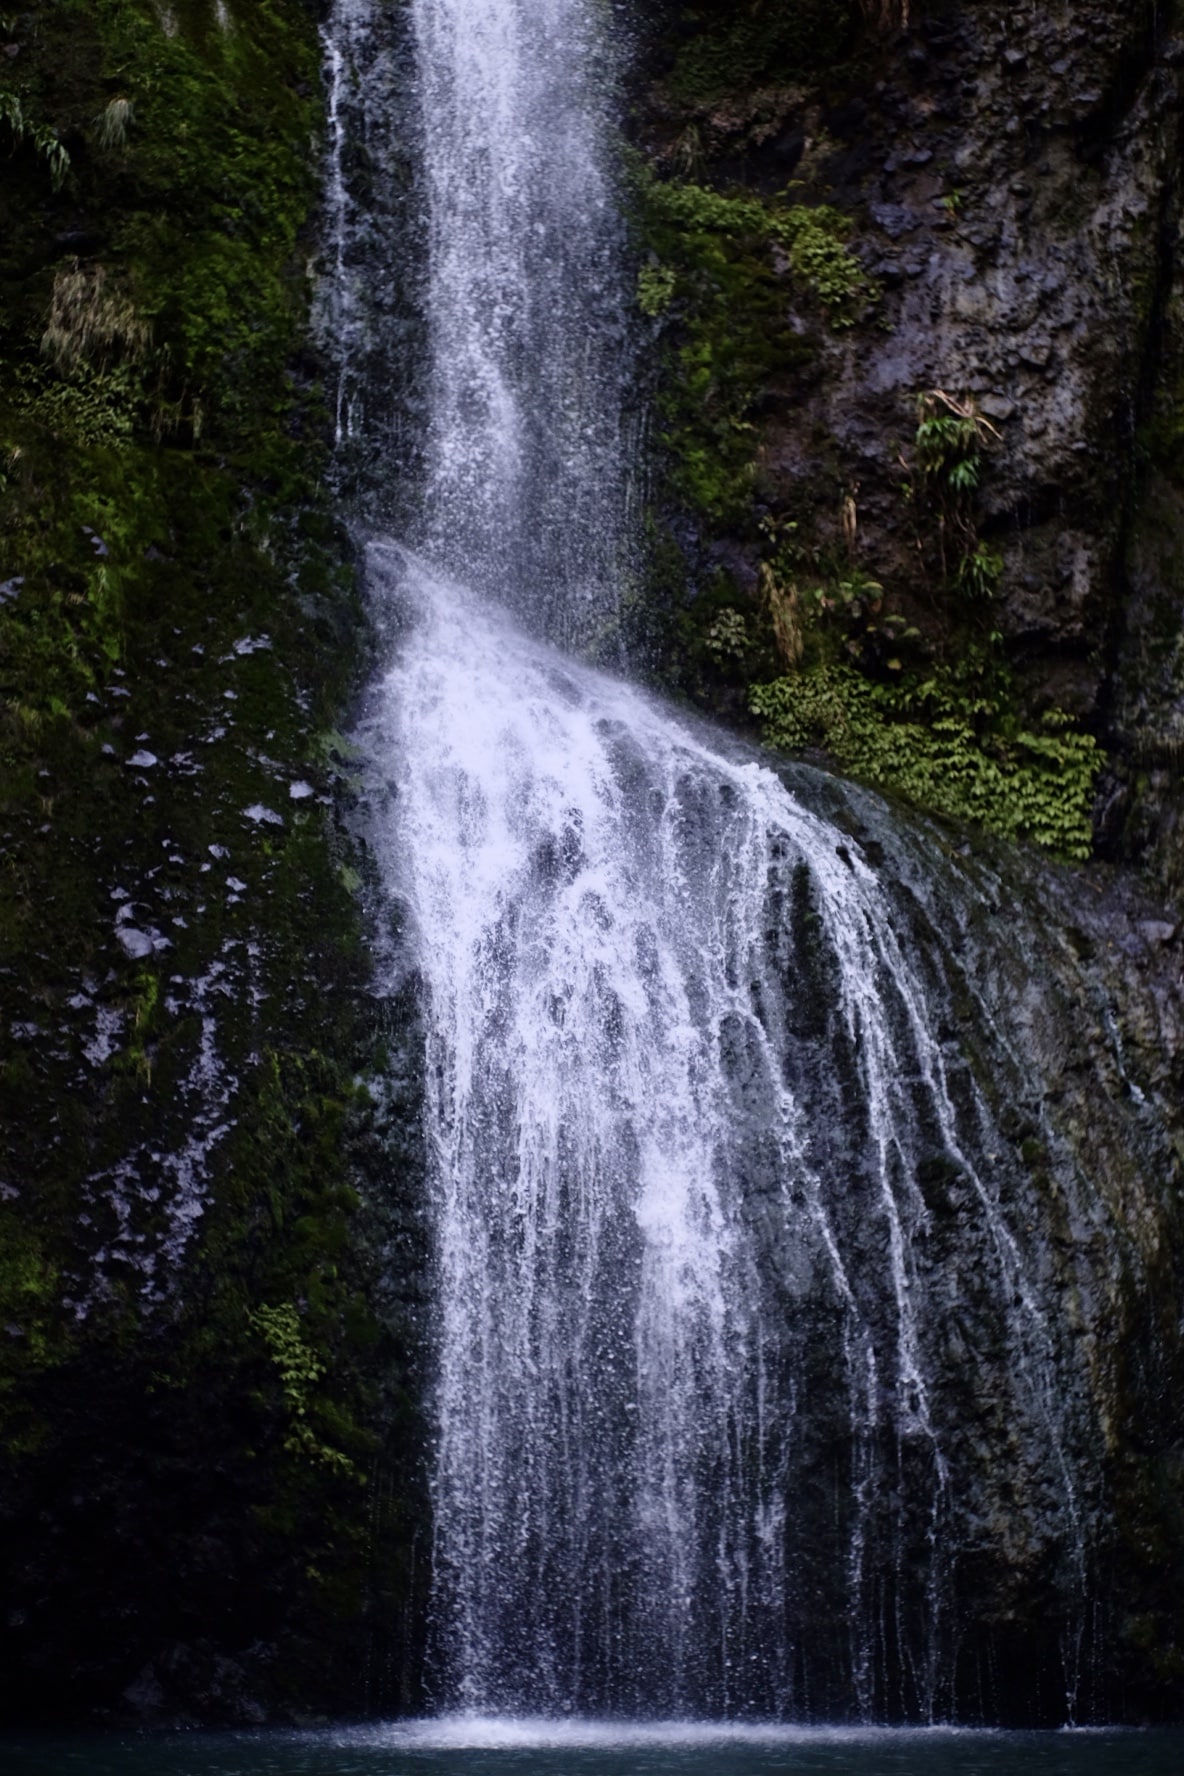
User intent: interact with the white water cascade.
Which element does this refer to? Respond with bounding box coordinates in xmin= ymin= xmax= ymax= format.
xmin=326 ymin=0 xmax=1091 ymax=1724
xmin=411 ymin=0 xmax=630 ymax=646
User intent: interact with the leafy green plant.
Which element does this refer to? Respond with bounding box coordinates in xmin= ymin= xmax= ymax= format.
xmin=750 ymin=658 xmax=1100 ymax=858
xmin=805 ymin=567 xmax=929 ymax=673
xmin=12 ymin=360 xmax=141 ymax=448
xmin=0 ymin=88 xmax=69 ymax=188
xmin=704 ymin=607 xmax=752 ymax=665
xmin=251 ymin=1302 xmax=359 ymax=1477
xmin=637 ymin=261 xmax=676 ymax=317
xmin=914 ymin=391 xmax=990 ymax=492
xmin=957 ymin=541 xmax=1004 ymax=602
xmin=756 ymin=504 xmax=925 ymax=677
xmin=776 ymin=204 xmax=874 ymax=326
xmin=910 ymin=390 xmax=1001 ymax=588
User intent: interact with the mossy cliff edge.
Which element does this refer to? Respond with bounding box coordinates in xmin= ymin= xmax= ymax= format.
xmin=633 ymin=0 xmax=1184 ymax=883
xmin=0 ymin=0 xmax=425 ymax=1726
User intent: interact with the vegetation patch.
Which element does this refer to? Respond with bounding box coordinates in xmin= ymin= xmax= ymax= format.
xmin=0 ymin=0 xmax=424 ymax=1726
xmin=660 ymin=1 xmax=858 ymax=107
xmin=742 ymin=439 xmax=1100 ymax=860
xmin=636 ymin=172 xmax=875 ymax=524
xmin=633 ymin=138 xmax=1102 ymax=857
xmin=750 ymin=658 xmax=1101 ymax=859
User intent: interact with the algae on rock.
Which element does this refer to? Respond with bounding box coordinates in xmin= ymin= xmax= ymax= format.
xmin=634 ymin=0 xmax=1179 ymax=868
xmin=0 ymin=0 xmax=426 ymax=1727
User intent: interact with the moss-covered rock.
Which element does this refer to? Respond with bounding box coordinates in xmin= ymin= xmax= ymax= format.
xmin=632 ymin=0 xmax=1179 ymax=869
xmin=0 ymin=0 xmax=426 ymax=1726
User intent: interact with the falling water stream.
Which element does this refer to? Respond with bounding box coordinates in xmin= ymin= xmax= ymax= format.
xmin=330 ymin=0 xmax=1093 ymax=1729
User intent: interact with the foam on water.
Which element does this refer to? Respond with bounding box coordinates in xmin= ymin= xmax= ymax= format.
xmin=334 ymin=1714 xmax=971 ymax=1751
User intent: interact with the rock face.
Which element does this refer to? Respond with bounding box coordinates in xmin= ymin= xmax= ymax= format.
xmin=770 ymin=765 xmax=1184 ymax=1724
xmin=0 ymin=0 xmax=428 ymax=1728
xmin=823 ymin=1 xmax=1171 ymax=689
xmin=632 ymin=0 xmax=1184 ymax=1719
xmin=637 ymin=0 xmax=1184 ymax=877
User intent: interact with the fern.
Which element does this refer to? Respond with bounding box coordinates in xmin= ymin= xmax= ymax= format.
xmin=751 ymin=663 xmax=1100 ymax=859
xmin=1 ymin=89 xmax=70 ymax=189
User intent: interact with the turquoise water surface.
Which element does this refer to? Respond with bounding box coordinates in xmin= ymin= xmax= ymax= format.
xmin=3 ymin=1720 xmax=1183 ymax=1776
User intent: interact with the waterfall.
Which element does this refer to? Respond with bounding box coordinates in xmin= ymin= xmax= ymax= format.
xmin=362 ymin=553 xmax=1087 ymax=1719
xmin=327 ymin=0 xmax=1094 ymax=1724
xmin=411 ymin=0 xmax=630 ymax=647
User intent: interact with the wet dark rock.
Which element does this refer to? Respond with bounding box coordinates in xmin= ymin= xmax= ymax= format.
xmin=755 ymin=757 xmax=1184 ymax=1721
xmin=641 ymin=0 xmax=1184 ymax=735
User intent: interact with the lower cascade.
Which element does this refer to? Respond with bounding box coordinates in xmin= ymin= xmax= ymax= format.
xmin=362 ymin=554 xmax=1091 ymax=1721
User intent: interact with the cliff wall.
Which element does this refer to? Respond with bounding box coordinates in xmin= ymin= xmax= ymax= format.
xmin=0 ymin=0 xmax=426 ymax=1725
xmin=0 ymin=0 xmax=1183 ymax=1731
xmin=637 ymin=0 xmax=1184 ymax=892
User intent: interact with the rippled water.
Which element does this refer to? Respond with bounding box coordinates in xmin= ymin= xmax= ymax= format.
xmin=5 ymin=1720 xmax=1184 ymax=1776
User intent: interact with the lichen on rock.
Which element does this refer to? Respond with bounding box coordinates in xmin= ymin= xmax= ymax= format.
xmin=0 ymin=0 xmax=427 ymax=1728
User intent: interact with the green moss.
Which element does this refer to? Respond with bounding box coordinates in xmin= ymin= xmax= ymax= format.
xmin=0 ymin=0 xmax=425 ymax=1725
xmin=646 ymin=180 xmax=876 ymax=322
xmin=0 ymin=1208 xmax=67 ymax=1455
xmin=663 ymin=1 xmax=857 ymax=106
xmin=750 ymin=660 xmax=1101 ymax=859
xmin=635 ymin=175 xmax=873 ymax=526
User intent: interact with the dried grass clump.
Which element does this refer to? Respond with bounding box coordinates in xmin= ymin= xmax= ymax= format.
xmin=41 ymin=262 xmax=151 ymax=373
xmin=98 ymin=96 xmax=134 ymax=150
